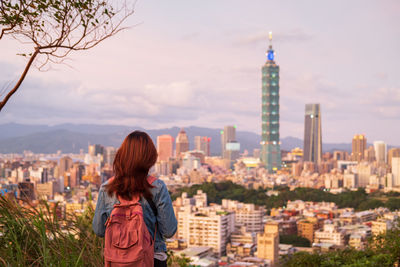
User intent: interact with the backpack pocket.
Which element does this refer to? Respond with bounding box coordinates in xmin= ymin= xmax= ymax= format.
xmin=110 ymin=220 xmax=139 ymax=249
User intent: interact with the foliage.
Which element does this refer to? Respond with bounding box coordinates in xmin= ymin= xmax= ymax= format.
xmin=283 ymin=221 xmax=400 ymax=267
xmin=0 ymin=196 xmax=103 ymax=266
xmin=0 ymin=196 xmax=190 ymax=266
xmin=172 ymin=182 xmax=400 ymax=211
xmin=167 ymin=251 xmax=191 ymax=267
xmin=280 ymin=234 xmax=311 ymax=247
xmin=0 ymin=0 xmax=134 ymax=110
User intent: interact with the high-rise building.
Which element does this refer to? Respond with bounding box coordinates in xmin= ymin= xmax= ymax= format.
xmin=221 ymin=125 xmax=236 ymax=158
xmin=157 ymin=135 xmax=174 ymax=162
xmin=88 ymin=144 xmax=104 ymax=157
xmin=261 ymin=32 xmax=281 ymax=172
xmin=303 ymin=104 xmax=322 ymax=164
xmin=364 ymin=146 xmax=376 ymax=162
xmin=388 ymin=148 xmax=400 ymax=169
xmin=194 ymin=136 xmax=211 ymax=156
xmin=257 ymin=222 xmax=279 ymax=266
xmin=175 ymin=128 xmax=189 ymax=157
xmin=352 ymin=134 xmax=367 ymax=162
xmin=59 ymin=156 xmax=73 ymax=178
xmin=373 ymin=141 xmax=387 ymax=164
xmin=392 ymin=157 xmax=400 ymax=187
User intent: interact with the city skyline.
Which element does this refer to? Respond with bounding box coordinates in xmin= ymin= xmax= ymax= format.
xmin=0 ymin=1 xmax=399 ymax=144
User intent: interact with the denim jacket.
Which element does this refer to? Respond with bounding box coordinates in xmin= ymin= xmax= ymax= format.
xmin=92 ymin=178 xmax=177 ymax=253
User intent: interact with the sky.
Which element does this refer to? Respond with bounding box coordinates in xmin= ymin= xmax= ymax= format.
xmin=0 ymin=0 xmax=399 ymax=145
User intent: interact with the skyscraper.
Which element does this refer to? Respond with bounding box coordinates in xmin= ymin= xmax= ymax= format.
xmin=388 ymin=148 xmax=400 ymax=169
xmin=221 ymin=125 xmax=236 ymax=158
xmin=157 ymin=135 xmax=174 ymax=162
xmin=176 ymin=128 xmax=189 ymax=157
xmin=352 ymin=134 xmax=367 ymax=162
xmin=194 ymin=136 xmax=211 ymax=156
xmin=373 ymin=141 xmax=387 ymax=164
xmin=59 ymin=156 xmax=73 ymax=178
xmin=303 ymin=104 xmax=322 ymax=164
xmin=261 ymin=32 xmax=281 ymax=172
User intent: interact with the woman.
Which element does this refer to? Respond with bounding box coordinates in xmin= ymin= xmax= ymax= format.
xmin=93 ymin=131 xmax=177 ymax=267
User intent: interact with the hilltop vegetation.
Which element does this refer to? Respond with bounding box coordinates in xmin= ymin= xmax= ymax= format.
xmin=0 ymin=197 xmax=189 ymax=266
xmin=172 ymin=181 xmax=400 ymax=211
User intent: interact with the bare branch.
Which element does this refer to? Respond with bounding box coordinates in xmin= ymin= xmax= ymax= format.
xmin=0 ymin=0 xmax=136 ymax=111
xmin=0 ymin=48 xmax=39 ymax=111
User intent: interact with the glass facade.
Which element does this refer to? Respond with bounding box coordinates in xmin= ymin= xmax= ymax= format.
xmin=261 ymin=45 xmax=281 ymax=172
xmin=303 ymin=104 xmax=322 ymax=164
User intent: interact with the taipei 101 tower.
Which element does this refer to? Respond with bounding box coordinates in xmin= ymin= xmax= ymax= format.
xmin=260 ymin=32 xmax=281 ymax=172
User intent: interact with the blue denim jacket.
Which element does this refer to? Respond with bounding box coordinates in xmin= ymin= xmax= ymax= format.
xmin=92 ymin=178 xmax=177 ymax=252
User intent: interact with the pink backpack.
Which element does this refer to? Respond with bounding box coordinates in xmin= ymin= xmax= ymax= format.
xmin=104 ymin=176 xmax=157 ymax=266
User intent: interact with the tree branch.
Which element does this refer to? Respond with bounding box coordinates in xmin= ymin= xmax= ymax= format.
xmin=0 ymin=48 xmax=39 ymax=111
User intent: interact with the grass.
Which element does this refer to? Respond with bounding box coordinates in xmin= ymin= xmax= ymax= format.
xmin=0 ymin=196 xmax=103 ymax=266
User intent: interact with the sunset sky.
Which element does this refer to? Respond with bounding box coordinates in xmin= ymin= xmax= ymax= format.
xmin=1 ymin=0 xmax=399 ymax=144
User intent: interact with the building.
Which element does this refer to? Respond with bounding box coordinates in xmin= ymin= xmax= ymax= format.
xmin=177 ymin=207 xmax=234 ymax=256
xmin=297 ymin=219 xmax=319 ymax=243
xmin=261 ymin=32 xmax=281 ymax=172
xmin=176 ymin=128 xmax=189 ymax=157
xmin=221 ymin=199 xmax=265 ymax=233
xmin=352 ymin=134 xmax=367 ymax=162
xmin=225 ymin=141 xmax=241 ymax=168
xmin=88 ymin=144 xmax=104 ymax=157
xmin=194 ymin=136 xmax=211 ymax=157
xmin=303 ymin=103 xmax=322 ymax=164
xmin=364 ymin=146 xmax=376 ymax=162
xmin=373 ymin=141 xmax=387 ymax=164
xmin=157 ymin=135 xmax=174 ymax=162
xmin=392 ymin=157 xmax=400 ymax=187
xmin=221 ymin=125 xmax=236 ymax=158
xmin=59 ymin=156 xmax=73 ymax=178
xmin=176 ymin=191 xmax=235 ymax=256
xmin=104 ymin=146 xmax=117 ymax=166
xmin=314 ymin=223 xmax=345 ymax=246
xmin=257 ymin=222 xmax=279 ymax=266
xmin=371 ymin=219 xmax=393 ymax=236
xmin=388 ymin=148 xmax=400 ymax=169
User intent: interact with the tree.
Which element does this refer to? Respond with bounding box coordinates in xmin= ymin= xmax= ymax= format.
xmin=0 ymin=0 xmax=134 ymax=111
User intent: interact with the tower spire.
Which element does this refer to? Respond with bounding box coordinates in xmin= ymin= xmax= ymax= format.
xmin=266 ymin=31 xmax=275 ymax=61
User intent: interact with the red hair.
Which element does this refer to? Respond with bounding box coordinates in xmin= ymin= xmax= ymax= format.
xmin=106 ymin=131 xmax=157 ymax=200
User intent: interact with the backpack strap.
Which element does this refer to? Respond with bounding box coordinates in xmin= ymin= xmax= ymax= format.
xmin=145 ymin=176 xmax=158 ymax=217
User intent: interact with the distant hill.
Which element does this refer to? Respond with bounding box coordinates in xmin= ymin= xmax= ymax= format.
xmin=0 ymin=123 xmax=374 ymax=154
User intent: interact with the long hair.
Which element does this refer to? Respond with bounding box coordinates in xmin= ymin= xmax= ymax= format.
xmin=105 ymin=131 xmax=157 ymax=201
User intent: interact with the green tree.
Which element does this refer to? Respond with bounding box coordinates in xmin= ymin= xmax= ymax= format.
xmin=280 ymin=234 xmax=311 ymax=247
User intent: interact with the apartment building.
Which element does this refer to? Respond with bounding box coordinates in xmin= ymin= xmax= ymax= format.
xmin=221 ymin=199 xmax=265 ymax=232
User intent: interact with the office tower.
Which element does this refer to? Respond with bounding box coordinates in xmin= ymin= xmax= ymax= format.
xmin=157 ymin=135 xmax=174 ymax=162
xmin=388 ymin=148 xmax=400 ymax=169
xmin=364 ymin=146 xmax=376 ymax=162
xmin=104 ymin=146 xmax=117 ymax=166
xmin=194 ymin=136 xmax=211 ymax=156
xmin=303 ymin=104 xmax=322 ymax=164
xmin=352 ymin=134 xmax=367 ymax=162
xmin=261 ymin=32 xmax=281 ymax=172
xmin=373 ymin=141 xmax=387 ymax=164
xmin=257 ymin=222 xmax=279 ymax=266
xmin=392 ymin=157 xmax=400 ymax=187
xmin=59 ymin=156 xmax=73 ymax=178
xmin=225 ymin=141 xmax=240 ymax=168
xmin=221 ymin=125 xmax=236 ymax=158
xmin=175 ymin=128 xmax=189 ymax=157
xmin=88 ymin=144 xmax=104 ymax=157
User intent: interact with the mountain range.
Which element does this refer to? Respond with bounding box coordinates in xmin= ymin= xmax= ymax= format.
xmin=0 ymin=123 xmax=355 ymax=154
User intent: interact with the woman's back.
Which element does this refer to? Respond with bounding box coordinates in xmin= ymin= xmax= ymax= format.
xmin=92 ymin=131 xmax=177 ymax=267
